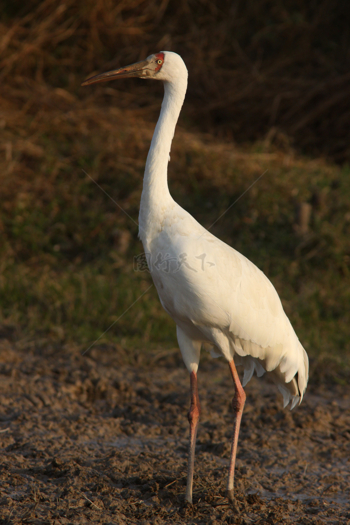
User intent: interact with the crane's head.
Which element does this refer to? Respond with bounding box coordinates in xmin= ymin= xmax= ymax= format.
xmin=81 ymin=51 xmax=187 ymax=87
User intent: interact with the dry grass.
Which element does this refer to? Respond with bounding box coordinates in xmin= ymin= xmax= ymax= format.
xmin=1 ymin=0 xmax=350 ymax=159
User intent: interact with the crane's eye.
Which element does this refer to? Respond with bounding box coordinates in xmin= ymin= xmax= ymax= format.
xmin=157 ymin=59 xmax=163 ymax=65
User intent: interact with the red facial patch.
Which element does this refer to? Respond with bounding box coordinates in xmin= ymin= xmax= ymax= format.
xmin=155 ymin=52 xmax=165 ymax=72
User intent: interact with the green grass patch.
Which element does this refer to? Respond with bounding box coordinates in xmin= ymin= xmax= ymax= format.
xmin=0 ymin=83 xmax=349 ymax=370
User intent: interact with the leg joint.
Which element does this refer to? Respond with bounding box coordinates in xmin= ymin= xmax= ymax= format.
xmin=188 ymin=403 xmax=200 ymax=424
xmin=232 ymin=386 xmax=246 ymax=413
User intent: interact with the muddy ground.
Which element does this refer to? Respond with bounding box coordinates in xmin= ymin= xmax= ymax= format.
xmin=0 ymin=340 xmax=349 ymax=524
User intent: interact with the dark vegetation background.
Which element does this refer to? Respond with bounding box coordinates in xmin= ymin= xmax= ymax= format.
xmin=0 ymin=0 xmax=349 ymax=374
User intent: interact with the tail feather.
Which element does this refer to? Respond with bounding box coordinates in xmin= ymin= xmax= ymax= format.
xmin=235 ymin=341 xmax=309 ymax=410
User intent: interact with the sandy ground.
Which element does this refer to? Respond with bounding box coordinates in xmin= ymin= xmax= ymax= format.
xmin=0 ymin=340 xmax=349 ymax=524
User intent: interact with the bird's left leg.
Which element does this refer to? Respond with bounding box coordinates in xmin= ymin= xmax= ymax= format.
xmin=227 ymin=358 xmax=246 ymax=502
xmin=186 ymin=370 xmax=201 ymax=504
xmin=176 ymin=327 xmax=201 ymax=504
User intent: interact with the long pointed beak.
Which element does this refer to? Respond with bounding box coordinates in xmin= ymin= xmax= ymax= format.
xmin=81 ymin=59 xmax=150 ymax=87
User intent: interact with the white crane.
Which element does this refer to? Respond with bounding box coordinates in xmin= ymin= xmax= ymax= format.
xmin=82 ymin=52 xmax=309 ymax=505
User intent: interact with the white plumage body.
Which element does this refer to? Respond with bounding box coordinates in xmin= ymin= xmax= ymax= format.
xmin=82 ymin=50 xmax=308 ymax=503
xmin=141 ymin=196 xmax=308 ymax=408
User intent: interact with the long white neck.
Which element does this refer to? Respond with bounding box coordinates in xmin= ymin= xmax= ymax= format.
xmin=139 ymin=74 xmax=187 ymax=244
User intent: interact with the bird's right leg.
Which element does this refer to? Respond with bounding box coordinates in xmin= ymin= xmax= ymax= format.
xmin=186 ymin=370 xmax=201 ymax=504
xmin=227 ymin=358 xmax=246 ymax=503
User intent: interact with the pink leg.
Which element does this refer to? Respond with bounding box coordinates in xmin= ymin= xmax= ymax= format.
xmin=227 ymin=359 xmax=246 ymax=502
xmin=185 ymin=370 xmax=201 ymax=504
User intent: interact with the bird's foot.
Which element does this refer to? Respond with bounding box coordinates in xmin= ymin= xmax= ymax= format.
xmin=227 ymin=490 xmax=240 ymax=513
xmin=227 ymin=488 xmax=235 ymax=503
